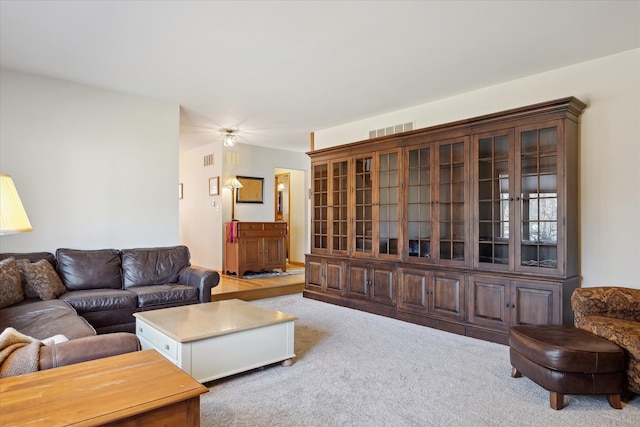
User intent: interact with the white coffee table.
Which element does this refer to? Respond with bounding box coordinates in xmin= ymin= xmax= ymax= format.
xmin=133 ymin=299 xmax=296 ymax=383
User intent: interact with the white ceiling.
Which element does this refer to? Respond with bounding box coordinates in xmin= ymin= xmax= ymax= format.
xmin=1 ymin=1 xmax=639 ymax=152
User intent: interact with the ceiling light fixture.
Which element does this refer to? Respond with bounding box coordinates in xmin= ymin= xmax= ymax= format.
xmin=223 ymin=129 xmax=236 ymax=147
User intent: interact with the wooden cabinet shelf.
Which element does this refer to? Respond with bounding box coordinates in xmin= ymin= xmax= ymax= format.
xmin=304 ymin=97 xmax=586 ymax=344
xmin=225 ymin=221 xmax=286 ymax=277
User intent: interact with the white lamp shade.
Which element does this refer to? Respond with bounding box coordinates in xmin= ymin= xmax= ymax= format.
xmin=223 ymin=177 xmax=244 ymax=189
xmin=0 ymin=175 xmax=33 ymax=235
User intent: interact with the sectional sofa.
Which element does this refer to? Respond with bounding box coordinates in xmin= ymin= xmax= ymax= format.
xmin=0 ymin=246 xmax=219 ymax=375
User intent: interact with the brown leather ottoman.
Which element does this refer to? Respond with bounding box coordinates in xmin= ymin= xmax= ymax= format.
xmin=509 ymin=325 xmax=625 ymax=410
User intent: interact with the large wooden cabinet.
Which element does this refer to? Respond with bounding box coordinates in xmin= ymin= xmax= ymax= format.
xmin=225 ymin=222 xmax=286 ymax=277
xmin=304 ymin=98 xmax=586 ymax=344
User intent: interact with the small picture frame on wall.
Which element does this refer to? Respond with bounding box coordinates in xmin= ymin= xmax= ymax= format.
xmin=209 ymin=176 xmax=220 ymax=196
xmin=178 ymin=183 xmax=183 ymax=199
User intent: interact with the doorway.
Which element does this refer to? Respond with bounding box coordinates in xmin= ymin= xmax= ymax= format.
xmin=275 ymin=173 xmax=290 ymax=259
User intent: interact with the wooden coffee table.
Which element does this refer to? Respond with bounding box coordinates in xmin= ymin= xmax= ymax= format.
xmin=134 ymin=299 xmax=296 ymax=383
xmin=0 ymin=350 xmax=208 ymax=426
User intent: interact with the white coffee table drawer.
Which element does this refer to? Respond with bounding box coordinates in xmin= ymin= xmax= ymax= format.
xmin=136 ymin=319 xmax=178 ymax=360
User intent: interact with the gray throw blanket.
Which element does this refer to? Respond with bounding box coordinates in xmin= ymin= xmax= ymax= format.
xmin=0 ymin=327 xmax=41 ymax=378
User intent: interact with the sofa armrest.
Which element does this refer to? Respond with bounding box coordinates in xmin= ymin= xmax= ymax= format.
xmin=178 ymin=266 xmax=220 ymax=303
xmin=39 ymin=333 xmax=141 ymax=370
xmin=572 ymin=287 xmax=640 ymax=325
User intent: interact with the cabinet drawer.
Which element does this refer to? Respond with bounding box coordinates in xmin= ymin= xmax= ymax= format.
xmin=263 ymin=223 xmax=286 ymax=230
xmin=238 ymin=222 xmax=286 ymax=231
xmin=238 ymin=223 xmax=264 ymax=231
xmin=136 ymin=320 xmax=178 ymax=359
xmin=240 ymin=230 xmax=286 ymax=237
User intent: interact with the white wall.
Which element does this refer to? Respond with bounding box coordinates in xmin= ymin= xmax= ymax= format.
xmin=315 ymin=49 xmax=640 ymax=289
xmin=178 ymin=142 xmax=224 ymax=269
xmin=0 ymin=69 xmax=180 ymax=254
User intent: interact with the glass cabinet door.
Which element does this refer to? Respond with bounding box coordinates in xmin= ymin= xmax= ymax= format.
xmin=436 ymin=138 xmax=468 ymax=264
xmin=516 ymin=122 xmax=561 ymax=273
xmin=331 ymin=160 xmax=349 ymax=254
xmin=475 ymin=130 xmax=514 ymax=270
xmin=352 ymin=150 xmax=401 ymax=259
xmin=407 ymin=146 xmax=432 ymax=259
xmin=377 ymin=150 xmax=400 ymax=257
xmin=407 ymin=137 xmax=468 ymax=265
xmin=311 ymin=160 xmax=349 ymax=255
xmin=311 ymin=163 xmax=328 ymax=252
xmin=474 ymin=121 xmax=565 ymax=275
xmin=354 ymin=155 xmax=373 ymax=255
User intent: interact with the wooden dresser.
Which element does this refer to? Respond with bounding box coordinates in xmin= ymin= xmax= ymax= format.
xmin=225 ymin=221 xmax=287 ymax=276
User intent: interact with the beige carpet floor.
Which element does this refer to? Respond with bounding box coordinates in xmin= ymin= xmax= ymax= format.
xmin=200 ymin=294 xmax=639 ymax=427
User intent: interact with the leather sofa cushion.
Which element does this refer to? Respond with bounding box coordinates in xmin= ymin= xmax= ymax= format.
xmin=0 ymin=299 xmax=95 ymax=340
xmin=510 ymin=325 xmax=624 ymax=374
xmin=128 ymin=284 xmax=199 ymax=308
xmin=59 ymin=289 xmax=138 ymax=313
xmin=56 ymin=248 xmax=122 ymax=290
xmin=39 ymin=333 xmax=140 ymax=371
xmin=121 ymin=246 xmax=190 ymax=288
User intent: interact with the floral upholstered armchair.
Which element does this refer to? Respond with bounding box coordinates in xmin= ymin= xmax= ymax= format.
xmin=571 ymin=287 xmax=640 ymax=394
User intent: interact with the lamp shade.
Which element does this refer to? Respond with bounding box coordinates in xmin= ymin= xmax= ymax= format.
xmin=223 ymin=177 xmax=244 ymax=189
xmin=0 ymin=175 xmax=33 ymax=235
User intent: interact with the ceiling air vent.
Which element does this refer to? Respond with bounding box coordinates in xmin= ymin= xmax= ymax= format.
xmin=203 ymin=154 xmax=214 ymax=167
xmin=369 ymin=121 xmax=414 ymax=139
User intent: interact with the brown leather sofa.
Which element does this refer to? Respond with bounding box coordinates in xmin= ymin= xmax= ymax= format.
xmin=572 ymin=287 xmax=640 ymax=394
xmin=1 ymin=246 xmax=220 ymax=333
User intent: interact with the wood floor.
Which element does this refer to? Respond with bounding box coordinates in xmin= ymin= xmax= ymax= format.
xmin=211 ymin=263 xmax=305 ymax=302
